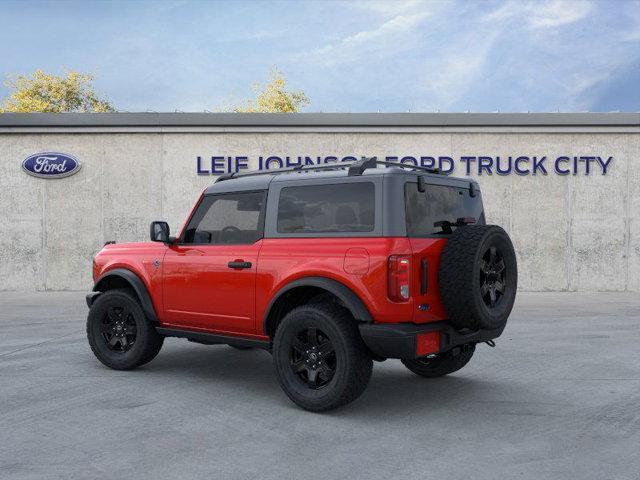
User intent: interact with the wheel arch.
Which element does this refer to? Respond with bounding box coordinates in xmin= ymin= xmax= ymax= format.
xmin=263 ymin=276 xmax=373 ymax=338
xmin=91 ymin=268 xmax=159 ymax=324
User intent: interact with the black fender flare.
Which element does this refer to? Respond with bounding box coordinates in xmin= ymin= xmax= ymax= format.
xmin=263 ymin=276 xmax=373 ymax=335
xmin=90 ymin=268 xmax=159 ymax=323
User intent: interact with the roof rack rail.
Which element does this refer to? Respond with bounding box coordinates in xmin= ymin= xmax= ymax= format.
xmin=215 ymin=156 xmax=439 ymax=183
xmin=347 ymin=157 xmax=439 ymax=175
xmin=215 ymin=162 xmax=348 ymax=182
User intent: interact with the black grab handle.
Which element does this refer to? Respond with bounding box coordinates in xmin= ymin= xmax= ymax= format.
xmin=227 ymin=261 xmax=252 ymax=269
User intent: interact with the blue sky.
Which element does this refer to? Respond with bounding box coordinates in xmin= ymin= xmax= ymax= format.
xmin=0 ymin=0 xmax=638 ymax=112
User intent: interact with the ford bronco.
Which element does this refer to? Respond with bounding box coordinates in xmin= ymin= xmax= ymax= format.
xmin=86 ymin=158 xmax=517 ymax=411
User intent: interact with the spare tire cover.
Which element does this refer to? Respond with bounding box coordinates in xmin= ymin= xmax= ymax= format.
xmin=438 ymin=225 xmax=517 ymax=331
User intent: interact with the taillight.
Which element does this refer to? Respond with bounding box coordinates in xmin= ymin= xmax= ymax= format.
xmin=388 ymin=255 xmax=411 ymax=302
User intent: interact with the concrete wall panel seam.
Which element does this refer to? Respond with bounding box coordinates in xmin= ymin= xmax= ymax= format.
xmin=624 ymin=139 xmax=631 ymax=291
xmin=567 ymin=136 xmax=574 ymax=292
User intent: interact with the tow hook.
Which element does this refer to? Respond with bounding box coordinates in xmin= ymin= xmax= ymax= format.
xmin=485 ymin=340 xmax=496 ymax=348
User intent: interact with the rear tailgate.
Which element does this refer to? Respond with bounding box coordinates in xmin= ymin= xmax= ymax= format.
xmin=404 ymin=178 xmax=484 ymax=324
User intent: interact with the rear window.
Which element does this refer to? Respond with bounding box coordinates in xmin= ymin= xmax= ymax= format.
xmin=405 ymin=182 xmax=484 ymax=236
xmin=277 ymin=183 xmax=375 ymax=234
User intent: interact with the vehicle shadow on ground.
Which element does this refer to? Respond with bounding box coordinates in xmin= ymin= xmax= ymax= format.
xmin=139 ymin=341 xmax=515 ymax=416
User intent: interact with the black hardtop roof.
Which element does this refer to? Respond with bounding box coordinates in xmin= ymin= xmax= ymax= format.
xmin=204 ymin=161 xmax=476 ymax=195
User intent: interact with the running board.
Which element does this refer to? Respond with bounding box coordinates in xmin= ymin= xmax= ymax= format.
xmin=156 ymin=327 xmax=271 ymax=350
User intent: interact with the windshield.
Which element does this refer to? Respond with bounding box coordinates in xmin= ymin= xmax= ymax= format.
xmin=405 ymin=182 xmax=485 ymax=236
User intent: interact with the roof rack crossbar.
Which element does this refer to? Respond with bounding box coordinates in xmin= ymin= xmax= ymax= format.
xmin=214 ymin=156 xmax=439 ymax=183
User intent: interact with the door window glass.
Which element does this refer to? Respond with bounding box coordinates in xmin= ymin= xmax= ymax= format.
xmin=183 ymin=191 xmax=266 ymax=244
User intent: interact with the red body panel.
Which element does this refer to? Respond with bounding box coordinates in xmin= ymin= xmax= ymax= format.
xmin=162 ymin=241 xmax=262 ymax=334
xmin=92 ymin=227 xmax=450 ymax=339
xmin=93 ymin=236 xmax=450 ymax=337
xmin=256 ymin=238 xmax=414 ymax=331
xmin=93 ymin=242 xmax=167 ymax=320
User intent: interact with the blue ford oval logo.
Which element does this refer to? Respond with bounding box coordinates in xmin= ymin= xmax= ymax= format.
xmin=22 ymin=152 xmax=81 ymax=179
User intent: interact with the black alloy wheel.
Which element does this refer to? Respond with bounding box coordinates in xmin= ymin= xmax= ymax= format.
xmin=480 ymin=246 xmax=506 ymax=308
xmin=290 ymin=327 xmax=336 ymax=389
xmin=100 ymin=305 xmax=137 ymax=352
xmin=272 ymin=303 xmax=372 ymax=412
xmin=87 ymin=289 xmax=164 ymax=370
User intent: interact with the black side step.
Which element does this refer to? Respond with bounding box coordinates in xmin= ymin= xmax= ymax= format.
xmin=156 ymin=327 xmax=271 ymax=350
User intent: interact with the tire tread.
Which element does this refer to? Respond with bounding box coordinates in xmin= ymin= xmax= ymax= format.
xmin=273 ymin=303 xmax=372 ymax=412
xmin=86 ymin=288 xmax=164 ymax=370
xmin=402 ymin=345 xmax=475 ymax=378
xmin=439 ymin=225 xmax=516 ymax=330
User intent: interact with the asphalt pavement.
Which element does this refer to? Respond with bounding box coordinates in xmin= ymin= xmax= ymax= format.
xmin=1 ymin=291 xmax=639 ymax=480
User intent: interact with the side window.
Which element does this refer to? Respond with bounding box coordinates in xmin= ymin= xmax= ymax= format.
xmin=182 ymin=191 xmax=266 ymax=245
xmin=277 ymin=182 xmax=374 ymax=234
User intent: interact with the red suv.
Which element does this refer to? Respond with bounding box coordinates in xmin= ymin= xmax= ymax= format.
xmin=86 ymin=158 xmax=517 ymax=411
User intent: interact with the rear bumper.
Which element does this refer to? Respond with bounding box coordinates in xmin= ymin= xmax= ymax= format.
xmin=359 ymin=321 xmax=505 ymax=360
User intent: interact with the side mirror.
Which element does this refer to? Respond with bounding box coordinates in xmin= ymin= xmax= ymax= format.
xmin=150 ymin=221 xmax=170 ymax=243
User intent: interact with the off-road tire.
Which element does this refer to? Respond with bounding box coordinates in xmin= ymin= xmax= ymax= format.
xmin=272 ymin=303 xmax=373 ymax=412
xmin=402 ymin=344 xmax=475 ymax=378
xmin=439 ymin=225 xmax=517 ymax=331
xmin=87 ymin=289 xmax=164 ymax=370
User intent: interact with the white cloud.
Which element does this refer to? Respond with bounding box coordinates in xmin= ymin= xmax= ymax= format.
xmin=420 ymin=29 xmax=500 ymax=109
xmin=530 ymin=0 xmax=592 ymax=28
xmin=301 ymin=11 xmax=429 ymax=66
xmin=291 ymin=0 xmax=633 ymax=112
xmin=484 ymin=0 xmax=592 ymax=29
xmin=351 ymin=0 xmax=430 ymax=16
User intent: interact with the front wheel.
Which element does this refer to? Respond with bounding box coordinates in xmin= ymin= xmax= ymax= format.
xmin=272 ymin=304 xmax=373 ymax=412
xmin=86 ymin=289 xmax=164 ymax=370
xmin=402 ymin=344 xmax=475 ymax=378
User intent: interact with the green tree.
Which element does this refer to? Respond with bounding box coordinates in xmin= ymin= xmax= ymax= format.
xmin=233 ymin=69 xmax=309 ymax=113
xmin=0 ymin=70 xmax=114 ymax=113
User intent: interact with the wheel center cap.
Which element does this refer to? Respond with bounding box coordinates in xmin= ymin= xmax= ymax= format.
xmin=116 ymin=325 xmax=123 ymax=332
xmin=309 ymin=352 xmax=318 ymax=361
xmin=488 ymin=272 xmax=499 ymax=282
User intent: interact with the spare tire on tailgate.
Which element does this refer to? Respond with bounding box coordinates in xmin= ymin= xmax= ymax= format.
xmin=438 ymin=225 xmax=517 ymax=331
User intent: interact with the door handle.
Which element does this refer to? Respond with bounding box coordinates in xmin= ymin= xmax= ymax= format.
xmin=228 ymin=260 xmax=252 ymax=269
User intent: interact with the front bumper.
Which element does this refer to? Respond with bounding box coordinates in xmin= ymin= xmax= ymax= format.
xmin=359 ymin=321 xmax=505 ymax=360
xmin=86 ymin=292 xmax=101 ymax=308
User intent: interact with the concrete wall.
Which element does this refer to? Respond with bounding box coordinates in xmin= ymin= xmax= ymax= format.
xmin=0 ymin=129 xmax=639 ymax=291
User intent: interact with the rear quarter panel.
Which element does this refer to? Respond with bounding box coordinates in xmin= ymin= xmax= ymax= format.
xmin=256 ymin=237 xmax=416 ymax=333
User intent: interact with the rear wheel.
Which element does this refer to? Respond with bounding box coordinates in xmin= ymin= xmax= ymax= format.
xmin=86 ymin=289 xmax=164 ymax=370
xmin=272 ymin=304 xmax=373 ymax=412
xmin=402 ymin=344 xmax=475 ymax=378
